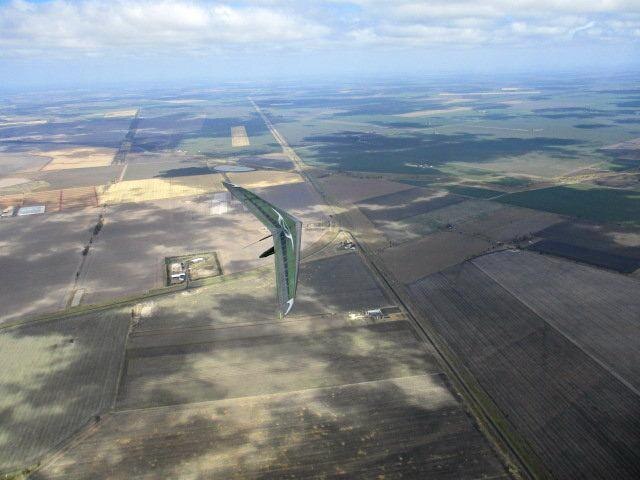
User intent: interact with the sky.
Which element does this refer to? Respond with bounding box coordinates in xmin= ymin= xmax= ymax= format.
xmin=0 ymin=0 xmax=639 ymax=88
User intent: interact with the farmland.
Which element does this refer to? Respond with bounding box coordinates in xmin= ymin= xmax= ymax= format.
xmin=498 ymin=184 xmax=640 ymax=227
xmin=456 ymin=206 xmax=563 ymax=243
xmin=76 ymin=198 xmax=266 ymax=305
xmin=37 ymin=147 xmax=115 ymax=171
xmin=528 ymin=220 xmax=640 ymax=273
xmin=387 ymin=199 xmax=506 ymax=241
xmin=0 ymin=186 xmax=99 ymax=211
xmin=1 ymin=75 xmax=640 ymax=478
xmin=261 ymin=77 xmax=640 ymax=205
xmin=357 ymin=187 xmax=465 ymax=224
xmin=117 ymin=321 xmax=437 ymax=410
xmin=97 ymin=173 xmax=224 ymax=204
xmin=316 ymin=173 xmax=413 ymax=203
xmin=474 ymin=251 xmax=640 ymax=390
xmin=23 ymin=165 xmax=123 ymax=189
xmin=37 ymin=376 xmax=507 ymax=480
xmin=0 ymin=310 xmax=129 ymax=471
xmin=528 ymin=239 xmax=640 ymax=273
xmin=0 ymin=209 xmax=97 ymax=323
xmin=230 ymin=125 xmax=250 ymax=147
xmin=295 ymin=252 xmax=392 ymax=314
xmin=408 ymin=251 xmax=640 ymax=479
xmin=445 ymin=185 xmax=504 ymax=199
xmin=380 ymin=231 xmax=493 ymax=283
xmin=33 ymin=241 xmax=508 ymax=479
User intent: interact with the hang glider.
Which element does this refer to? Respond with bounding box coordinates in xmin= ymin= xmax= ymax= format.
xmin=223 ymin=182 xmax=302 ymax=316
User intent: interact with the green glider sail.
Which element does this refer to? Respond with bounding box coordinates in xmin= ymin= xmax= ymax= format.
xmin=223 ymin=182 xmax=302 ymax=316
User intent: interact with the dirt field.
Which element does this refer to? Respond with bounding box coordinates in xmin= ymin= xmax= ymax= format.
xmin=0 ymin=189 xmax=59 ymax=211
xmin=0 ymin=152 xmax=51 ymax=174
xmin=0 ymin=177 xmax=29 ymax=188
xmin=316 ymin=173 xmax=413 ymax=203
xmin=528 ymin=239 xmax=640 ymax=273
xmin=498 ymin=184 xmax=640 ymax=227
xmin=357 ymin=187 xmax=464 ymax=223
xmin=456 ymin=205 xmax=564 ymax=242
xmin=380 ymin=199 xmax=505 ymax=242
xmin=97 ymin=173 xmax=224 ymax=204
xmin=60 ymin=186 xmax=100 ymax=210
xmin=77 ymin=199 xmax=260 ymax=304
xmin=117 ymin=321 xmax=438 ymax=409
xmin=380 ymin=231 xmax=493 ymax=283
xmin=37 ymin=375 xmax=507 ymax=480
xmin=296 ymin=252 xmax=390 ymax=315
xmin=33 ymin=250 xmax=507 ymax=479
xmin=225 ymin=170 xmax=304 ymax=189
xmin=409 ymin=254 xmax=640 ymax=479
xmin=27 ymin=165 xmax=123 ymax=189
xmin=0 ymin=309 xmax=130 ymax=471
xmin=255 ymin=180 xmax=328 ymax=225
xmin=77 ymin=189 xmax=328 ymax=306
xmin=475 ymin=250 xmax=640 ymax=390
xmin=38 ymin=147 xmax=116 ymax=171
xmin=120 ymin=157 xmax=208 ymax=181
xmin=0 ymin=186 xmax=99 ymax=211
xmin=0 ymin=179 xmax=48 ymax=198
xmin=0 ymin=209 xmax=97 ymax=323
xmin=230 ymin=125 xmax=250 ymax=147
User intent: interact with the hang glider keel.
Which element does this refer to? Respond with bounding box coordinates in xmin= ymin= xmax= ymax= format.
xmin=223 ymin=181 xmax=302 ymax=317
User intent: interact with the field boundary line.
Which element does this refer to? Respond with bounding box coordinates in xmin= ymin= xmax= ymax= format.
xmin=0 ymin=226 xmax=336 ymax=332
xmin=251 ymin=98 xmax=537 ymax=479
xmin=28 ymin=413 xmax=113 ymax=478
xmin=113 ymin=372 xmax=447 ymax=414
xmin=0 ymin=271 xmax=259 ymax=331
xmin=346 ymin=229 xmax=542 ymax=480
xmin=474 ymin=256 xmax=640 ymax=399
xmin=117 ymin=163 xmax=128 ymax=182
xmin=125 ymin=318 xmax=401 ymax=358
xmin=37 ymin=155 xmax=54 ymax=171
xmin=112 ymin=315 xmax=135 ymax=410
xmin=132 ymin=312 xmax=337 ymax=337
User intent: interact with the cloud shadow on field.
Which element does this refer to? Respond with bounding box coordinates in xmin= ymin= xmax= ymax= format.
xmin=25 ymin=245 xmax=509 ymax=478
xmin=300 ymin=130 xmax=583 ymax=174
xmin=0 ymin=308 xmax=130 ymax=472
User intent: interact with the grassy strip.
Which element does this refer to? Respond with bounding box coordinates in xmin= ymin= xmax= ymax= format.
xmin=0 ymin=267 xmax=269 ymax=332
xmin=446 ymin=185 xmax=504 ymax=199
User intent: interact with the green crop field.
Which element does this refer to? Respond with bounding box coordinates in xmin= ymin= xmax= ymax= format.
xmin=498 ymin=184 xmax=640 ymax=227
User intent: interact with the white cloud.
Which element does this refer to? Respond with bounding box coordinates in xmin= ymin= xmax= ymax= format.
xmin=346 ymin=0 xmax=640 ymax=17
xmin=340 ymin=0 xmax=640 ymax=47
xmin=0 ymin=0 xmax=638 ymax=58
xmin=0 ymin=0 xmax=330 ymax=56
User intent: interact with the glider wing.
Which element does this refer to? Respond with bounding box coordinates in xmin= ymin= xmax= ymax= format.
xmin=223 ymin=182 xmax=302 ymax=316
